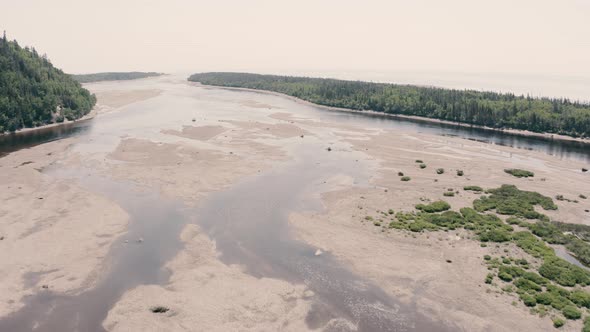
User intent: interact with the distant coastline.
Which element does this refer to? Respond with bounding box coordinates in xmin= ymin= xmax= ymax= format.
xmin=71 ymin=72 xmax=165 ymax=83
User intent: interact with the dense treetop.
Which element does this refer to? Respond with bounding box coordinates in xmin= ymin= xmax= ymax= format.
xmin=72 ymin=72 xmax=163 ymax=83
xmin=189 ymin=72 xmax=590 ymax=138
xmin=0 ymin=34 xmax=96 ymax=132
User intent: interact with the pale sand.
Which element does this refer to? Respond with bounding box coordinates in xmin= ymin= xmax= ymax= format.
xmin=0 ymin=139 xmax=129 ymax=317
xmin=103 ymin=224 xmax=313 ymax=332
xmin=161 ymin=125 xmax=228 ymax=141
xmin=93 ymin=89 xmax=162 ymax=113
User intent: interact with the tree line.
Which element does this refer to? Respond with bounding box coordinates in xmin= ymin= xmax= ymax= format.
xmin=72 ymin=72 xmax=163 ymax=83
xmin=188 ymin=72 xmax=590 ymax=138
xmin=0 ymin=34 xmax=96 ymax=132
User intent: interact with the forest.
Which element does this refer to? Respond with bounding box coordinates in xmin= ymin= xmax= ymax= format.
xmin=0 ymin=34 xmax=96 ymax=132
xmin=72 ymin=72 xmax=163 ymax=83
xmin=189 ymin=72 xmax=590 ymax=138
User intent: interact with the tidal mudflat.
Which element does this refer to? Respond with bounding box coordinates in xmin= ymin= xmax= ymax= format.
xmin=0 ymin=76 xmax=588 ymax=331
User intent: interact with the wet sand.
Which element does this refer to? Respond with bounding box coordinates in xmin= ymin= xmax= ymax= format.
xmin=0 ymin=77 xmax=588 ymax=331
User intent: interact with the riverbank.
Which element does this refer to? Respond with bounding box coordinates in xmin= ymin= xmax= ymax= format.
xmin=192 ymin=82 xmax=590 ymax=145
xmin=0 ymin=109 xmax=97 ymax=137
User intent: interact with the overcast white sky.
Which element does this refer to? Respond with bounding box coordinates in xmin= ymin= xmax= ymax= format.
xmin=2 ymin=0 xmax=590 ymax=94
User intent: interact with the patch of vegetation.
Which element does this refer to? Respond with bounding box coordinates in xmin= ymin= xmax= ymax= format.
xmin=72 ymin=72 xmax=163 ymax=83
xmin=415 ymin=160 xmax=423 ymax=163
xmin=397 ymin=172 xmax=404 ymax=176
xmin=443 ymin=191 xmax=455 ymax=197
xmin=473 ymin=185 xmax=556 ymax=219
xmin=539 ymin=256 xmax=590 ymax=287
xmin=552 ymin=317 xmax=565 ymax=328
xmin=457 ymin=170 xmax=464 ymax=176
xmin=416 ymin=201 xmax=451 ymax=213
xmin=401 ymin=176 xmax=411 ymax=182
xmin=504 ymin=168 xmax=535 ymax=178
xmin=436 ymin=168 xmax=445 ymax=174
xmin=562 ymin=305 xmax=581 ymax=320
xmin=464 ymin=186 xmax=483 ymax=192
xmin=419 ymin=163 xmax=427 ymax=169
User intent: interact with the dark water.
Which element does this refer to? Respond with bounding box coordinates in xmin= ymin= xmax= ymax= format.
xmin=0 ymin=80 xmax=588 ymax=331
xmin=2 ymin=104 xmax=589 ymax=163
xmin=0 ymin=171 xmax=190 ymax=332
xmin=195 ymin=143 xmax=443 ymax=331
xmin=0 ymin=120 xmax=93 ymax=158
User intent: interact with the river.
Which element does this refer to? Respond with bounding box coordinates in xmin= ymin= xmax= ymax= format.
xmin=0 ymin=76 xmax=588 ymax=331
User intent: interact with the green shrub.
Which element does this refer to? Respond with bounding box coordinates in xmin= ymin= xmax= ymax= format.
xmin=504 ymin=168 xmax=535 ymax=178
xmin=479 ymin=228 xmax=512 ymax=242
xmin=365 ymin=216 xmax=374 ymax=221
xmin=388 ymin=221 xmax=408 ymax=230
xmin=520 ymin=293 xmax=537 ymax=307
xmin=473 ymin=185 xmax=557 ymax=218
xmin=499 ymin=265 xmax=525 ymax=278
xmin=514 ymin=278 xmax=542 ymax=292
xmin=457 ymin=170 xmax=464 ymax=176
xmin=498 ymin=271 xmax=513 ymax=282
xmin=485 ymin=273 xmax=493 ymax=284
xmin=398 ymin=171 xmax=404 ymax=176
xmin=550 ymin=295 xmax=574 ymax=310
xmin=443 ymin=191 xmax=455 ymax=197
xmin=408 ymin=220 xmax=438 ymax=232
xmin=562 ymin=305 xmax=581 ymax=320
xmin=436 ymin=168 xmax=445 ymax=174
xmin=401 ymin=176 xmax=411 ymax=181
xmin=535 ymin=292 xmax=554 ymax=305
xmin=422 ymin=211 xmax=464 ymax=229
xmin=552 ymin=317 xmax=565 ymax=328
xmin=464 ymin=186 xmax=483 ymax=192
xmin=416 ymin=201 xmax=451 ymax=213
xmin=484 ymin=255 xmax=492 ymax=260
xmin=506 ymin=217 xmax=522 ymax=225
xmin=522 ymin=271 xmax=548 ymax=285
xmin=539 ymin=256 xmax=590 ymax=287
xmin=580 ymin=194 xmax=587 ymax=199
xmin=415 ymin=160 xmax=423 ymax=163
xmin=568 ymin=290 xmax=590 ymax=308
xmin=388 ymin=209 xmax=394 ymax=215
xmin=419 ymin=163 xmax=427 ymax=169
xmin=583 ymin=316 xmax=590 ymax=332
xmin=512 ymin=231 xmax=554 ymax=258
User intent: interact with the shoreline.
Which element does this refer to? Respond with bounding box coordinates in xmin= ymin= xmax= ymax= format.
xmin=191 ymin=82 xmax=590 ymax=145
xmin=0 ymin=109 xmax=97 ymax=138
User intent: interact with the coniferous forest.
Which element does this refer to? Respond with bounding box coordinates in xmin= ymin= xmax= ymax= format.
xmin=189 ymin=72 xmax=590 ymax=138
xmin=72 ymin=72 xmax=163 ymax=83
xmin=0 ymin=34 xmax=96 ymax=132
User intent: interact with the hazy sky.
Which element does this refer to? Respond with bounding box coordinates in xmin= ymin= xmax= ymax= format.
xmin=2 ymin=0 xmax=590 ymax=80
